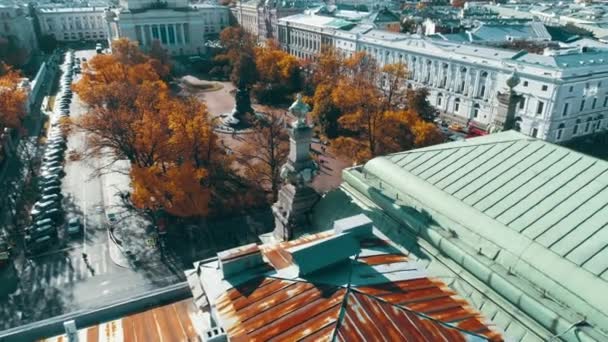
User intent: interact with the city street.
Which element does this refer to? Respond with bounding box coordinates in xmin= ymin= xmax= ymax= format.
xmin=0 ymin=50 xmax=184 ymax=332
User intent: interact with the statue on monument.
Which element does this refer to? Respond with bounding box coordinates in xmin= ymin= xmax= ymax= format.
xmin=271 ymin=94 xmax=320 ymax=241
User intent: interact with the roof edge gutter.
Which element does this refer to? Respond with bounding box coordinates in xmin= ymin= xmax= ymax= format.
xmin=342 ymin=165 xmax=602 ymax=342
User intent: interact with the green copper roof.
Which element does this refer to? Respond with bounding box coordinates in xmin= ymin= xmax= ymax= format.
xmin=383 ymin=131 xmax=608 ymax=280
xmin=339 ymin=130 xmax=608 ymax=341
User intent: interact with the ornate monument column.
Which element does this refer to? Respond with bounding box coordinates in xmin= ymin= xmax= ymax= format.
xmin=488 ymin=73 xmax=523 ymax=133
xmin=272 ymin=95 xmax=319 ymax=241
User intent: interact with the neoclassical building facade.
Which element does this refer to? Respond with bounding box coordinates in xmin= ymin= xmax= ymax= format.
xmin=37 ymin=6 xmax=107 ymax=42
xmin=278 ymin=13 xmax=608 ymax=143
xmin=106 ymin=0 xmax=229 ymax=56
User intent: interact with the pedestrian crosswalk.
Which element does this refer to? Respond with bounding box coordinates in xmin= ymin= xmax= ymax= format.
xmin=27 ymin=243 xmax=112 ymax=291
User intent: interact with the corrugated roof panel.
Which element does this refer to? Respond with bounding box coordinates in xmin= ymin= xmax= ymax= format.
xmin=398 ymin=149 xmax=443 ymax=171
xmin=425 ymin=144 xmax=496 ymax=186
xmin=508 ymin=161 xmax=605 ymax=235
xmin=480 ymin=150 xmax=576 ymax=218
xmin=416 ymin=146 xmax=483 ymax=180
xmin=443 ymin=140 xmax=530 ymax=196
xmin=452 ymin=142 xmax=544 ymax=200
xmin=463 ymin=145 xmax=555 ymax=207
xmin=564 ymin=222 xmax=608 ymax=267
xmin=580 ymin=246 xmax=608 ymax=276
xmin=531 ymin=182 xmax=608 ymax=246
xmin=388 ymin=150 xmax=421 ymax=167
xmin=408 ymin=149 xmax=456 ymax=175
xmin=550 ymin=205 xmax=608 ymax=256
xmin=434 ymin=143 xmax=510 ymax=190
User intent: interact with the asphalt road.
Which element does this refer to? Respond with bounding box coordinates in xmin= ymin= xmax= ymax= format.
xmin=0 ymin=50 xmax=183 ymax=333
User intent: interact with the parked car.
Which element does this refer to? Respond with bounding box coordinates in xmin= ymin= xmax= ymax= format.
xmin=39 ymin=178 xmax=61 ymax=189
xmin=39 ymin=208 xmax=63 ymax=223
xmin=25 ymin=225 xmax=57 ymax=240
xmin=41 ymin=185 xmax=61 ymax=196
xmin=42 ymin=160 xmax=62 ymax=169
xmin=33 ymin=218 xmax=53 ymax=228
xmin=39 ymin=173 xmax=61 ymax=184
xmin=25 ymin=235 xmax=53 ymax=255
xmin=30 ymin=201 xmax=60 ymax=218
xmin=67 ymin=217 xmax=82 ymax=235
xmin=43 ymin=154 xmax=63 ymax=163
xmin=40 ymin=193 xmax=61 ymax=203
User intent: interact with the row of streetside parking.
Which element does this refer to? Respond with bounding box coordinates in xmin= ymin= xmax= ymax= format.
xmin=26 ymin=51 xmax=82 ymax=255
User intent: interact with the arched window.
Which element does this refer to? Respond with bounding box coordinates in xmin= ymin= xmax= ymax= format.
xmin=454 ymin=98 xmax=461 ymax=113
xmin=437 ymin=93 xmax=443 ymax=106
xmin=473 ymin=103 xmax=480 ymax=118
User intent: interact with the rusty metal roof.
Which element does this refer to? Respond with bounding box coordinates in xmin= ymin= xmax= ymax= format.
xmin=212 ymin=232 xmax=503 ymax=342
xmin=40 ymin=299 xmax=200 ymax=342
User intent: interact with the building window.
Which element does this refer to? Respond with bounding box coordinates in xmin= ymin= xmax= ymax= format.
xmin=604 ymin=96 xmax=608 ymax=107
xmin=473 ymin=104 xmax=480 ymax=118
xmin=556 ymin=123 xmax=565 ymax=141
xmin=437 ymin=93 xmax=442 ymax=106
xmin=585 ymin=117 xmax=592 ymax=133
xmin=562 ymin=102 xmax=569 ymax=117
xmin=532 ymin=128 xmax=538 ymax=138
xmin=592 ymin=97 xmax=597 ymax=109
xmin=580 ymin=99 xmax=585 ymax=112
xmin=597 ymin=115 xmax=604 ymax=130
xmin=536 ymin=101 xmax=544 ymax=115
xmin=569 ymin=86 xmax=574 ymax=92
xmin=152 ymin=25 xmax=159 ymax=40
xmin=454 ymin=98 xmax=460 ymax=113
xmin=519 ymin=97 xmax=525 ymax=110
xmin=573 ymin=119 xmax=581 ymax=135
xmin=523 ymin=81 xmax=528 ymax=87
xmin=542 ymin=85 xmax=548 ymax=91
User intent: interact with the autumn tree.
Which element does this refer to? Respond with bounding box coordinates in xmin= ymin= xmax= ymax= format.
xmin=381 ymin=62 xmax=408 ymax=111
xmin=253 ymin=40 xmax=301 ymax=104
xmin=74 ymin=38 xmax=222 ymax=219
xmin=406 ymin=87 xmax=437 ymax=122
xmin=236 ymin=112 xmax=289 ymax=202
xmin=0 ymin=63 xmax=27 ymax=131
xmin=216 ymin=27 xmax=257 ymax=89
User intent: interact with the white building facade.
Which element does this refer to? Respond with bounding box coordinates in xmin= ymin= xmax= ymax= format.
xmin=37 ymin=7 xmax=108 ymax=42
xmin=0 ymin=3 xmax=38 ymax=64
xmin=107 ymin=0 xmax=229 ymax=56
xmin=278 ymin=13 xmax=608 ymax=143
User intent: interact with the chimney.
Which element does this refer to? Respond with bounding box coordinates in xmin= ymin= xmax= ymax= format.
xmin=217 ymin=243 xmax=264 ymax=279
xmin=333 ymin=214 xmax=373 ymax=238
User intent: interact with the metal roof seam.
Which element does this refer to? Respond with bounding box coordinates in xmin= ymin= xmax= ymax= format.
xmin=513 ymin=160 xmax=599 ymax=232
xmin=486 ymin=151 xmax=574 ymax=218
xmin=530 ymin=177 xmax=608 ymax=240
xmin=352 ymin=289 xmax=494 ymax=341
xmin=329 ymin=252 xmax=360 ymax=342
xmin=458 ymin=143 xmax=546 ymax=202
xmin=468 ymin=147 xmax=558 ymax=208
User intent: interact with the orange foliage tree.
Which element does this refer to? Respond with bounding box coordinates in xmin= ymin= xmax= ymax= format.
xmin=74 ymin=38 xmax=222 ymax=219
xmin=307 ymin=48 xmax=443 ymax=163
xmin=253 ymin=40 xmax=301 ymax=104
xmin=0 ymin=63 xmax=27 ymax=131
